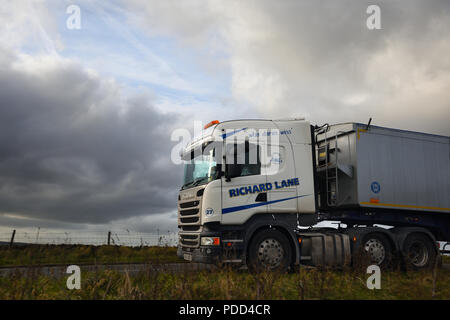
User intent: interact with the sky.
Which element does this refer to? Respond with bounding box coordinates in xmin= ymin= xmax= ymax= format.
xmin=0 ymin=0 xmax=449 ymax=236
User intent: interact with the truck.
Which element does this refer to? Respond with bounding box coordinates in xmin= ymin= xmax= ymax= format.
xmin=176 ymin=118 xmax=450 ymax=271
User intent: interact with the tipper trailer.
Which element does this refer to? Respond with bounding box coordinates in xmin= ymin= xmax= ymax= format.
xmin=177 ymin=119 xmax=450 ymax=271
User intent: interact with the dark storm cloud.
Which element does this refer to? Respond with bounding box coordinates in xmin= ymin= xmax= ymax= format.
xmin=129 ymin=0 xmax=450 ymax=135
xmin=0 ymin=48 xmax=182 ymax=224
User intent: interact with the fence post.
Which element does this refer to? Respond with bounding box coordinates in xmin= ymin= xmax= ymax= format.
xmin=35 ymin=227 xmax=40 ymax=244
xmin=9 ymin=229 xmax=16 ymax=247
xmin=107 ymin=231 xmax=111 ymax=245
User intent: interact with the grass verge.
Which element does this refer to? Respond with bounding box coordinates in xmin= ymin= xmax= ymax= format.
xmin=442 ymin=255 xmax=450 ymax=264
xmin=0 ymin=245 xmax=183 ymax=266
xmin=0 ymin=266 xmax=448 ymax=300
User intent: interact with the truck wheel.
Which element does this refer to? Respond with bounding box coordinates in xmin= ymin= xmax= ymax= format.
xmin=402 ymin=233 xmax=436 ymax=270
xmin=248 ymin=229 xmax=292 ymax=273
xmin=362 ymin=233 xmax=392 ymax=269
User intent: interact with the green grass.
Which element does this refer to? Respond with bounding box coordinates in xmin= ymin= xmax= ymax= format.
xmin=0 ymin=245 xmax=183 ymax=266
xmin=0 ymin=245 xmax=449 ymax=299
xmin=0 ymin=267 xmax=449 ymax=300
xmin=2 ymin=245 xmax=447 ymax=267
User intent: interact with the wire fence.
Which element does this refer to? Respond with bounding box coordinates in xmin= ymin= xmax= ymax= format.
xmin=1 ymin=229 xmax=449 ymax=255
xmin=0 ymin=229 xmax=178 ymax=247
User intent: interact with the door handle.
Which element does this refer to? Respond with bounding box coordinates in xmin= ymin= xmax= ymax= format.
xmin=255 ymin=192 xmax=267 ymax=202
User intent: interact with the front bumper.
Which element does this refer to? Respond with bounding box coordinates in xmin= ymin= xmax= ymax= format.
xmin=177 ymin=245 xmax=222 ymax=264
xmin=178 ymin=228 xmax=246 ymax=264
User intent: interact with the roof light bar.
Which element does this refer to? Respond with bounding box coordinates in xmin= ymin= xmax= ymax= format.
xmin=204 ymin=120 xmax=220 ymax=129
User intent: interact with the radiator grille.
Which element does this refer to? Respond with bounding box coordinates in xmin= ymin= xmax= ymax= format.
xmin=178 ymin=187 xmax=204 ymax=248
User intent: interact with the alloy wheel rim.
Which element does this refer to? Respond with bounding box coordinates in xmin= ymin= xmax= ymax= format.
xmin=364 ymin=238 xmax=386 ymax=265
xmin=258 ymin=238 xmax=284 ymax=268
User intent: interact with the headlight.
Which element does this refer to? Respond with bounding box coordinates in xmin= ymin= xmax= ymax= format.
xmin=201 ymin=237 xmax=220 ymax=246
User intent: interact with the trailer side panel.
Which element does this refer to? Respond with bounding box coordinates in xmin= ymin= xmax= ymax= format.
xmin=356 ymin=125 xmax=450 ymax=213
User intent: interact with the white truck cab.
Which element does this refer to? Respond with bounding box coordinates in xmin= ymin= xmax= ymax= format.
xmin=177 ymin=118 xmax=318 ymax=267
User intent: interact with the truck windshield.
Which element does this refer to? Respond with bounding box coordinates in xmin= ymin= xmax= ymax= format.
xmin=182 ymin=148 xmax=218 ymax=190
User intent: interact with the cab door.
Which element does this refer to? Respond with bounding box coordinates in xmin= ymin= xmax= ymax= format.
xmin=267 ymin=143 xmax=298 ymax=213
xmin=221 ymin=141 xmax=267 ymax=225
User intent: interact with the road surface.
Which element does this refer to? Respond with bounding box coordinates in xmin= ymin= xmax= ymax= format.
xmin=0 ymin=262 xmax=448 ymax=278
xmin=0 ymin=262 xmax=217 ymax=278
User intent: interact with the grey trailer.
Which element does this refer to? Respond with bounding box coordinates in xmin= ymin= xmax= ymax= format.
xmin=315 ymin=123 xmax=450 ymax=241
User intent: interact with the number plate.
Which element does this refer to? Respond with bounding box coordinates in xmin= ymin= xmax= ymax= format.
xmin=183 ymin=253 xmax=192 ymax=261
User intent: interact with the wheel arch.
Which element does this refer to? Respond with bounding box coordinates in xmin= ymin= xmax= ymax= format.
xmin=392 ymin=227 xmax=439 ymax=255
xmin=345 ymin=226 xmax=399 ymax=254
xmin=243 ymin=218 xmax=300 ymax=266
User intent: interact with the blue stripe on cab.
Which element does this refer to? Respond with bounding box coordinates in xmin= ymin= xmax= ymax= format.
xmin=222 ymin=194 xmax=311 ymax=214
xmin=221 ymin=128 xmax=247 ymax=139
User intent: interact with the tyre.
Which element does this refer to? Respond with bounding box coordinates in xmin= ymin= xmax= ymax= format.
xmin=248 ymin=229 xmax=292 ymax=273
xmin=402 ymin=233 xmax=437 ymax=270
xmin=361 ymin=233 xmax=393 ymax=269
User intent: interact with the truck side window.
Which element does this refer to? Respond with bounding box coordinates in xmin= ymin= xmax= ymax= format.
xmin=227 ymin=141 xmax=261 ymax=178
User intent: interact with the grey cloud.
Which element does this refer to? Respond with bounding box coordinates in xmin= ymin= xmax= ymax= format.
xmin=1 ymin=0 xmax=449 ymax=233
xmin=0 ymin=210 xmax=179 ymax=234
xmin=0 ymin=48 xmax=182 ymax=225
xmin=128 ymin=0 xmax=450 ymax=135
